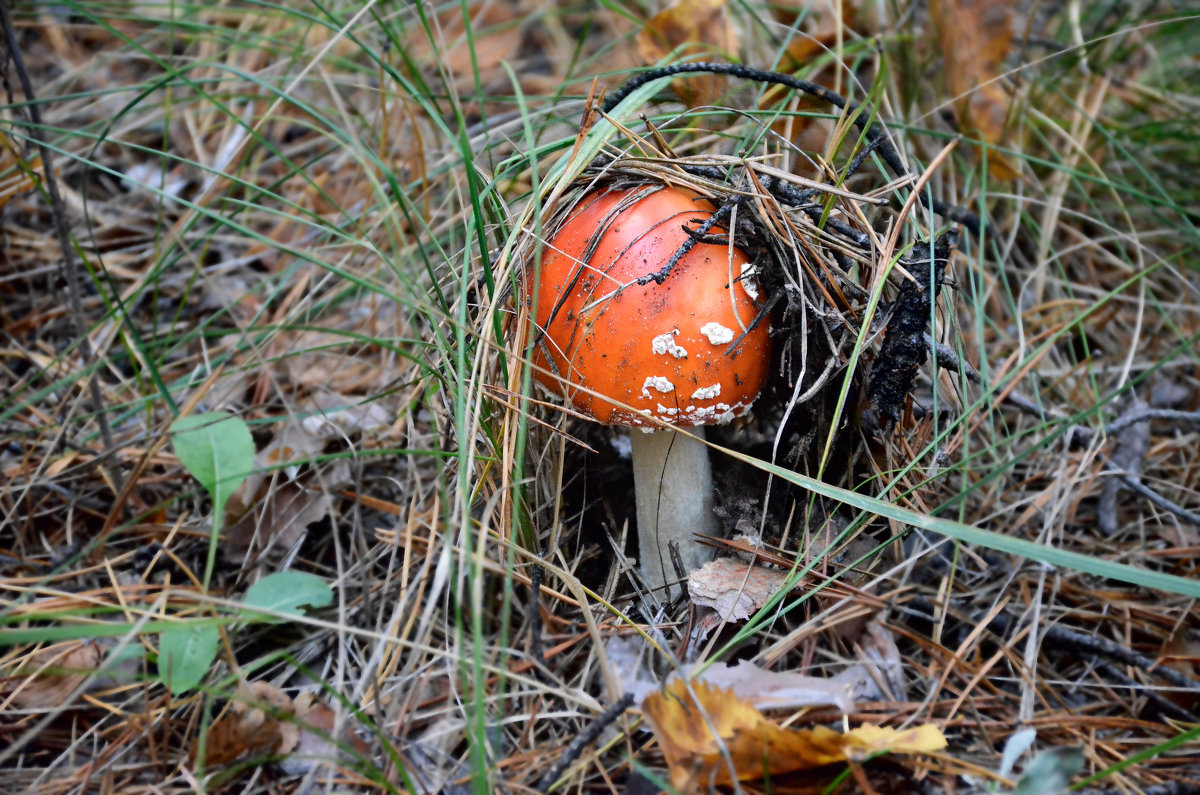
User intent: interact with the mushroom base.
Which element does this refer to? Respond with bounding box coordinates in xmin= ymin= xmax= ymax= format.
xmin=630 ymin=427 xmax=717 ymax=599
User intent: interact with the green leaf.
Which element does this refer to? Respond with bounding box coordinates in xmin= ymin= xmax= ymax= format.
xmin=241 ymin=571 xmax=332 ymax=624
xmin=170 ymin=411 xmax=255 ymax=518
xmin=158 ymin=623 xmax=220 ymax=695
xmin=1014 ymin=747 xmax=1084 ymax=795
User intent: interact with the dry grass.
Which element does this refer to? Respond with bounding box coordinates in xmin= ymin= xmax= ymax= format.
xmin=1 ymin=1 xmax=1199 ymax=793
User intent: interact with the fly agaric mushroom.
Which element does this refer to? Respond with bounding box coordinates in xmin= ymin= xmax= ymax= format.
xmin=527 ymin=185 xmax=772 ymax=597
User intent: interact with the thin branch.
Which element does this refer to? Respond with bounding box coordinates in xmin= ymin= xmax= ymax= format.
xmin=603 ymin=62 xmax=983 ymax=235
xmin=1113 ymin=472 xmax=1200 ymax=528
xmin=535 ymin=693 xmax=636 ymax=792
xmin=0 ymin=3 xmax=123 ymax=494
xmin=1107 ymin=409 xmax=1200 ymax=436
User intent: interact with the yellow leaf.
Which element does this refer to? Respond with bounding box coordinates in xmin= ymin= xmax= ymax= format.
xmin=843 ymin=723 xmax=949 ymax=760
xmin=636 ymin=0 xmax=738 ymax=108
xmin=642 ymin=679 xmax=947 ymax=792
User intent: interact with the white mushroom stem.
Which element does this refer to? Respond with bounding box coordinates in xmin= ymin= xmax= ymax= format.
xmin=630 ymin=426 xmax=717 ymax=598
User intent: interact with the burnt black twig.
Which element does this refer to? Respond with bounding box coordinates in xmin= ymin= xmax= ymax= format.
xmin=639 ymin=203 xmax=732 ymax=285
xmin=865 ymin=231 xmax=958 ymax=434
xmin=535 ymin=693 xmax=636 ymax=792
xmin=603 ymin=62 xmax=982 ymax=235
xmin=796 ymin=204 xmax=872 ymax=248
xmin=724 ymin=289 xmax=783 ymax=357
xmin=600 ymin=156 xmax=874 ymax=249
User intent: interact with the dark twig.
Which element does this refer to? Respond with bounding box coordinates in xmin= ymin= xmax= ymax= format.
xmin=638 ymin=203 xmax=732 ymax=285
xmin=1099 ymin=400 xmax=1152 ymax=536
xmin=926 ymin=334 xmax=980 ymax=382
xmin=839 ymin=131 xmax=888 ymax=186
xmin=998 ymin=613 xmax=1200 ymax=694
xmin=1000 ymin=390 xmax=1055 ymax=423
xmin=865 ymin=231 xmax=958 ymax=434
xmin=947 ymin=366 xmax=1200 ymax=529
xmin=724 ymin=289 xmax=783 ymax=357
xmin=1091 ymin=658 xmax=1200 ymax=725
xmin=1091 ymin=403 xmax=1200 ymax=530
xmin=1096 ymin=407 xmax=1200 ymax=528
xmin=1111 ymin=471 xmax=1200 ymax=528
xmin=1107 ymin=409 xmax=1200 ymax=436
xmin=0 ymin=4 xmax=123 ymax=494
xmin=603 ymin=62 xmax=982 ymax=235
xmin=535 ymin=693 xmax=636 ymax=792
xmin=903 ymin=598 xmax=1200 ymax=695
xmin=604 ymin=157 xmax=874 ymax=249
xmin=796 ymin=204 xmax=872 ymax=248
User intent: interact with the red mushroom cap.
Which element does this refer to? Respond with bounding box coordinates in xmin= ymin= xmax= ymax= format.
xmin=528 ymin=185 xmax=772 ymax=427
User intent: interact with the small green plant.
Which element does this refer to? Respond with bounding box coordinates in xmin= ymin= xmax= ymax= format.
xmin=157 ymin=621 xmax=220 ymax=696
xmin=1012 ymin=747 xmax=1084 ymax=795
xmin=160 ymin=413 xmax=332 ymax=695
xmin=170 ymin=411 xmax=255 ymax=590
xmin=157 ymin=570 xmax=333 ymax=695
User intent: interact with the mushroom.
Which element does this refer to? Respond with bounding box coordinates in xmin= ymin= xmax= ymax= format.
xmin=527 ymin=185 xmax=772 ymax=597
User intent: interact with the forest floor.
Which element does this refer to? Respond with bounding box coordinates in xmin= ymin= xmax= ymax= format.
xmin=2 ymin=1 xmax=1199 ymax=793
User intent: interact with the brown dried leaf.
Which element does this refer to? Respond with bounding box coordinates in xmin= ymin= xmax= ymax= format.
xmin=637 ymin=0 xmax=738 ymax=108
xmin=197 ymin=681 xmax=294 ymax=767
xmin=227 ymin=424 xmax=325 ymax=518
xmin=224 ymin=419 xmax=336 ymax=563
xmin=3 ymin=641 xmax=102 ymax=709
xmin=224 ymin=481 xmax=332 ymax=564
xmin=198 ymin=682 xmax=371 ymax=772
xmin=279 ymin=691 xmax=372 ymax=775
xmin=689 ymin=557 xmax=786 ymax=620
xmin=931 ymin=0 xmax=1021 ymax=179
xmin=642 ymin=679 xmax=946 ymax=792
xmin=689 ymin=557 xmax=787 ymax=640
xmin=406 ymin=2 xmax=522 ymax=89
xmin=774 ymin=0 xmax=852 ymax=71
xmin=280 ymin=330 xmax=397 ymax=393
xmin=857 ymin=615 xmax=907 ymax=701
xmin=301 ymin=392 xmax=393 ymax=437
xmin=1160 ymin=630 xmax=1200 ymax=711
